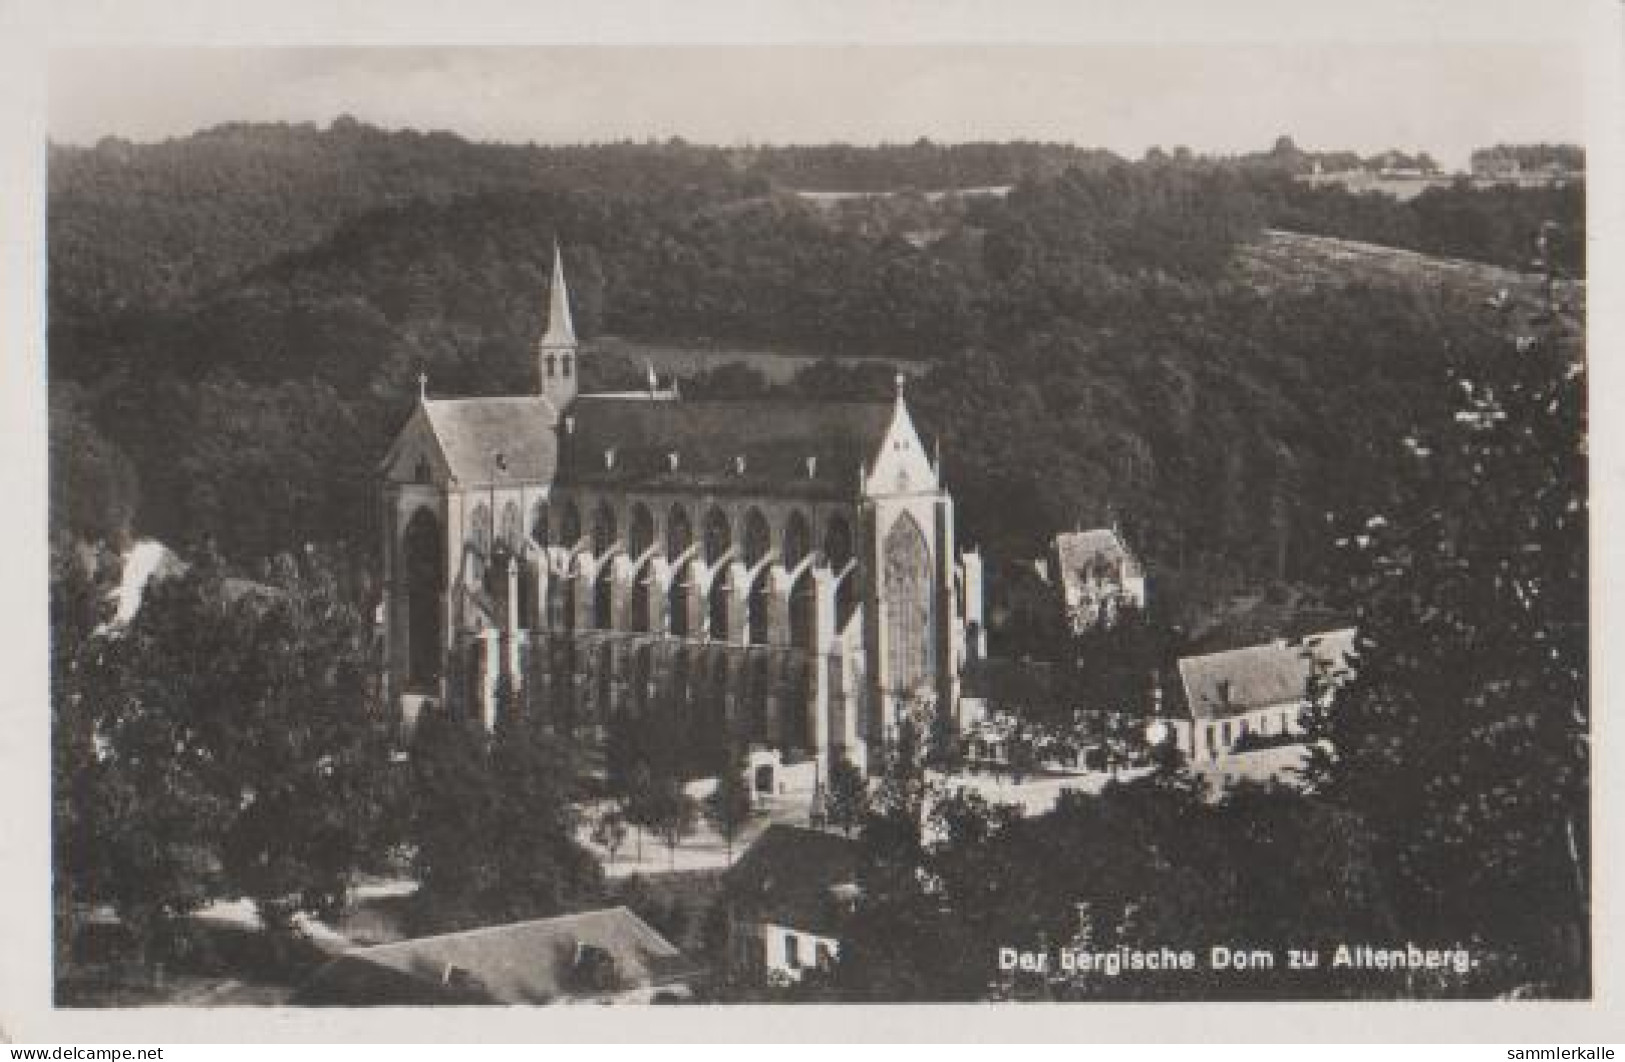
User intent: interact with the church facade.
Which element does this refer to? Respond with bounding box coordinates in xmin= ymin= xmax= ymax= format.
xmin=378 ymin=247 xmax=985 ymax=782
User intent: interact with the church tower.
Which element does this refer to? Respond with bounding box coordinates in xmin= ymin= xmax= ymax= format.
xmin=538 ymin=242 xmax=578 ymax=410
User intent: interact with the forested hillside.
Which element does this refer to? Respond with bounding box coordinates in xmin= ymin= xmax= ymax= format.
xmin=47 ymin=120 xmax=1584 ymax=635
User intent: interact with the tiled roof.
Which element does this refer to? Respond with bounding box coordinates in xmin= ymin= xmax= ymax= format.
xmin=294 ymin=906 xmax=696 ymax=1005
xmin=723 ymin=825 xmax=861 ymax=937
xmin=1177 ymin=628 xmax=1357 ymax=721
xmin=558 ymin=396 xmax=893 ymax=498
xmin=421 ymin=397 xmax=559 ymax=483
xmin=1054 ymin=529 xmax=1139 ymax=582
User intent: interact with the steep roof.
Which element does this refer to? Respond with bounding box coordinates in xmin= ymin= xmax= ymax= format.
xmin=1177 ymin=628 xmax=1357 ymax=720
xmin=421 ymin=397 xmax=558 ymax=484
xmin=540 ymin=242 xmax=576 ymax=349
xmin=723 ymin=825 xmax=861 ymax=937
xmin=1054 ymin=529 xmax=1140 ymax=582
xmin=558 ymin=395 xmax=893 ymax=498
xmin=294 ymin=906 xmax=696 ymax=1006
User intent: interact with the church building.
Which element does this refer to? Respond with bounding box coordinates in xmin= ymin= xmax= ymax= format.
xmin=378 ymin=246 xmax=985 ymax=783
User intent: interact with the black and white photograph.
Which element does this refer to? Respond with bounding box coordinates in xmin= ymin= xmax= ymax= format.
xmin=8 ymin=0 xmax=1618 ymax=1042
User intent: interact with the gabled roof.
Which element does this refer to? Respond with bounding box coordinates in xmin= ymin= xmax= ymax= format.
xmin=421 ymin=397 xmax=559 ymax=484
xmin=558 ymin=396 xmax=893 ymax=498
xmin=294 ymin=906 xmax=696 ymax=1006
xmin=723 ymin=825 xmax=861 ymax=937
xmin=1054 ymin=529 xmax=1140 ymax=583
xmin=1177 ymin=628 xmax=1357 ymax=721
xmin=540 ymin=242 xmax=576 ymax=349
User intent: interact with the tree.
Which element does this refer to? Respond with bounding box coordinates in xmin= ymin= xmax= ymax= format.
xmin=704 ymin=753 xmax=754 ymax=863
xmin=407 ymin=675 xmax=601 ymax=932
xmin=1310 ymin=228 xmax=1588 ymax=994
xmin=407 ymin=700 xmax=499 ymax=929
xmin=622 ymin=762 xmax=657 ymax=865
xmin=487 ymin=687 xmax=602 ymax=922
xmin=649 ymin=775 xmax=700 ymax=870
xmin=214 ymin=550 xmax=399 ymax=936
xmin=49 ymin=544 xmax=218 ymax=969
xmin=591 ymin=806 xmax=629 ymax=868
xmin=823 ymin=755 xmax=869 ymax=837
xmin=923 ymin=697 xmax=966 ymax=775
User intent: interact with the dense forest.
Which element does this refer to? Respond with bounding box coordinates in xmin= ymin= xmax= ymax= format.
xmin=48 ymin=120 xmax=1589 ymax=1002
xmin=48 ymin=120 xmax=1584 ymax=637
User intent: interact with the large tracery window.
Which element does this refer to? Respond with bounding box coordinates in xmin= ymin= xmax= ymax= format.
xmin=883 ymin=512 xmax=934 ymax=696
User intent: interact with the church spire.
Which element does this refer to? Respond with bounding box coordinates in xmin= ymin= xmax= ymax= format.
xmin=542 ymin=240 xmax=576 ymax=348
xmin=537 ymin=240 xmax=579 ymax=410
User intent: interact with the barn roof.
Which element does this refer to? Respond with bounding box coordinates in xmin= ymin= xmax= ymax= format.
xmin=558 ymin=395 xmax=894 ymax=498
xmin=420 ymin=397 xmax=559 ymax=484
xmin=294 ymin=906 xmax=696 ymax=1006
xmin=1177 ymin=628 xmax=1357 ymax=720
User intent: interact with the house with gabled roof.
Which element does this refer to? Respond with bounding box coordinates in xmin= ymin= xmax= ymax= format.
xmin=294 ymin=906 xmax=699 ymax=1006
xmin=720 ymin=824 xmax=862 ymax=983
xmin=1175 ymin=628 xmax=1356 ymax=786
xmin=1048 ymin=527 xmax=1146 ymax=633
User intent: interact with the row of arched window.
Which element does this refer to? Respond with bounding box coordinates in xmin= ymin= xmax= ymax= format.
xmin=524 ymin=498 xmax=854 ymax=572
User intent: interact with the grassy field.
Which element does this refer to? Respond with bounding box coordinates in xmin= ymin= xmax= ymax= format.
xmin=586 ymin=336 xmax=928 ymax=385
xmin=1238 ymin=228 xmax=1546 ymax=302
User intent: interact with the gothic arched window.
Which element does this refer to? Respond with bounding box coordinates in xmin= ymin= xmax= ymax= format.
xmin=743 ymin=508 xmax=771 ymax=567
xmin=668 ymin=563 xmax=691 ymax=637
xmin=746 ymin=569 xmax=770 ymax=645
xmin=591 ymin=501 xmax=618 ymax=556
xmin=470 ymin=503 xmax=492 ymax=556
xmin=629 ymin=503 xmax=655 ymax=558
xmin=546 ymin=353 xmax=557 ymax=378
xmin=823 ymin=514 xmax=853 ymax=570
xmin=783 ymin=510 xmax=811 ymax=569
xmin=789 ymin=571 xmax=815 ymax=649
xmin=883 ymin=512 xmax=934 ymax=696
xmin=531 ymin=500 xmax=550 ymax=547
xmin=708 ymin=565 xmax=731 ymax=641
xmin=703 ymin=507 xmax=732 ymax=565
xmin=667 ymin=504 xmax=693 ymax=558
xmin=559 ymin=500 xmax=581 ymax=548
xmin=402 ymin=507 xmax=444 ymax=690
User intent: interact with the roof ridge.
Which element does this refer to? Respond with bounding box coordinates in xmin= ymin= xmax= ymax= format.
xmin=357 ymin=905 xmax=632 ymax=955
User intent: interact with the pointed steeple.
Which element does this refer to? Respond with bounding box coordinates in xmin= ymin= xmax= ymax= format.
xmin=542 ymin=240 xmax=576 ymax=348
xmin=537 ymin=240 xmax=579 ymax=410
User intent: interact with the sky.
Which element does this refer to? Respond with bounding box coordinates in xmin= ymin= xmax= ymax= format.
xmin=47 ymin=40 xmax=1589 ymax=171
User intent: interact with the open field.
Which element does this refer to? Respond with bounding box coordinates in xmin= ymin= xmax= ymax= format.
xmin=586 ymin=335 xmax=929 ymax=385
xmin=1238 ymin=228 xmax=1548 ymax=301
